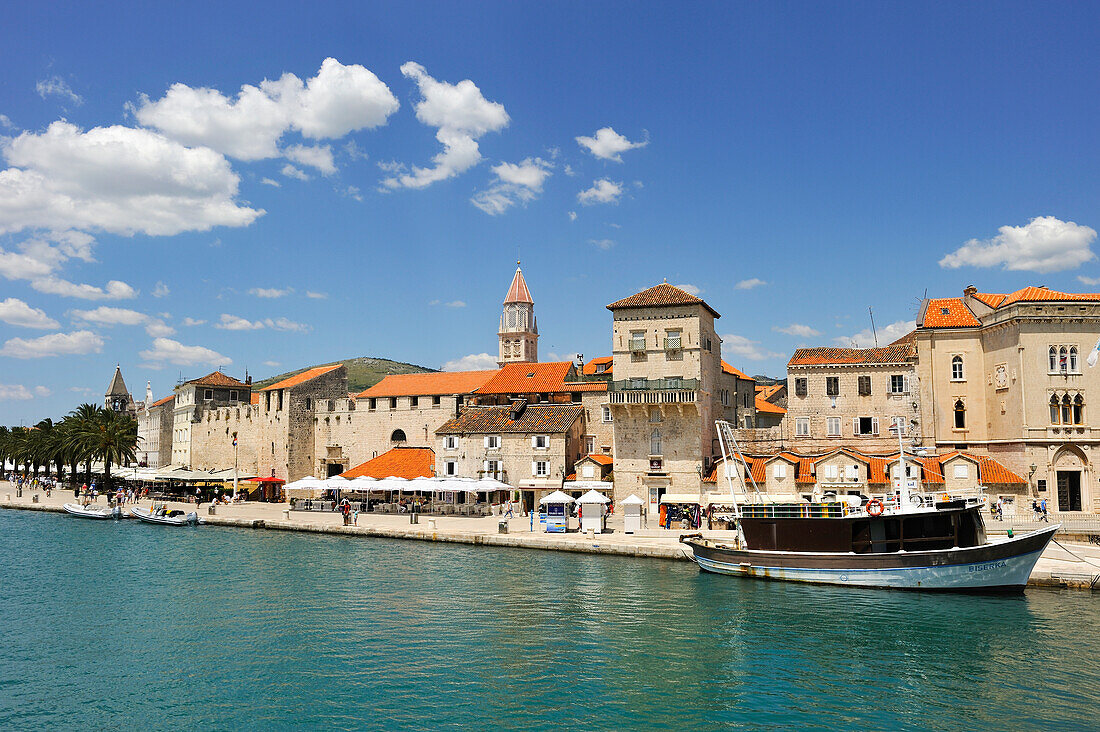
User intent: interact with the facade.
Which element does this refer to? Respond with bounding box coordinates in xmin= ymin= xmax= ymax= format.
xmin=915 ymin=286 xmax=1100 ymax=512
xmin=136 ymin=394 xmax=175 ymax=468
xmin=254 ymin=365 xmax=347 ymax=480
xmin=170 ymin=371 xmax=252 ymax=468
xmin=498 ymin=265 xmax=538 ymax=367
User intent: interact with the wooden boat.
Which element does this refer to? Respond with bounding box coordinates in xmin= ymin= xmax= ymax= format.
xmin=129 ymin=505 xmax=201 ymax=526
xmin=62 ymin=503 xmax=121 ymax=520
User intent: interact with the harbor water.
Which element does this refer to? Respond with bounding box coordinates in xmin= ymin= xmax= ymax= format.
xmin=1 ymin=509 xmax=1098 ymax=730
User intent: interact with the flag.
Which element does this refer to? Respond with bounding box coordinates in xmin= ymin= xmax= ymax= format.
xmin=1089 ymin=336 xmax=1100 ymax=368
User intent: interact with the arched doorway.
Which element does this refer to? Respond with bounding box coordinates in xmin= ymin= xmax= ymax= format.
xmin=326 ymin=463 xmax=344 ymax=478
xmin=1051 ymin=446 xmax=1088 ymax=512
xmin=391 ymin=429 xmax=407 ymax=443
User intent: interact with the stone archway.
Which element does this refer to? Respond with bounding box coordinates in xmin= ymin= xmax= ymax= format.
xmin=1050 ymin=445 xmax=1090 ymax=513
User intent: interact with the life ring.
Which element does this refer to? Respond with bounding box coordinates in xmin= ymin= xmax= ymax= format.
xmin=866 ymin=499 xmax=885 ymax=517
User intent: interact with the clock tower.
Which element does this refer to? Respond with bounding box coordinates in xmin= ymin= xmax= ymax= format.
xmin=498 ymin=263 xmax=538 ymax=367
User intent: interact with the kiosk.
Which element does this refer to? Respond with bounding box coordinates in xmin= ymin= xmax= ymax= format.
xmin=538 ymin=490 xmax=574 ymax=533
xmin=621 ymin=494 xmax=644 ymax=534
xmin=576 ymin=489 xmax=610 ymax=534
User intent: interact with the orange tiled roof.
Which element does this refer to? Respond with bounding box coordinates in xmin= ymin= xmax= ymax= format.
xmin=789 ymin=340 xmax=915 ymax=366
xmin=357 ymin=370 xmax=497 ymax=399
xmin=581 ymin=453 xmax=614 ymax=466
xmin=149 ymin=395 xmax=175 ymax=408
xmin=975 ymin=456 xmax=1025 ymax=485
xmin=920 ymin=297 xmax=981 ymax=328
xmin=583 ymin=356 xmax=613 ymax=376
xmin=754 ymin=397 xmax=786 ymax=415
xmin=186 ymin=371 xmax=249 ymax=388
xmin=972 ymin=292 xmax=1006 ymax=308
xmin=756 ymin=383 xmax=784 ymax=401
xmin=261 ymin=364 xmax=342 ymax=391
xmin=703 ymin=456 xmax=765 ymax=485
xmin=477 ymin=361 xmax=578 ymax=395
xmin=721 ymin=361 xmax=754 ymax=380
xmin=868 ymin=456 xmax=888 ymax=484
xmin=341 ymin=446 xmax=435 ymax=479
xmin=250 ymin=393 xmax=260 ymax=405
xmin=437 ymin=403 xmax=584 ymax=434
xmin=607 ymin=283 xmax=720 ymax=318
xmin=504 ymin=267 xmax=534 ymax=304
xmin=1000 ymin=286 xmax=1100 ymax=307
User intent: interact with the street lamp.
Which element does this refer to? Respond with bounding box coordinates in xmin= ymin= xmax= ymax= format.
xmin=1028 ymin=463 xmax=1038 ymax=497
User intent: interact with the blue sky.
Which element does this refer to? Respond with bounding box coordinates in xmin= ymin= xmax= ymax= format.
xmin=2 ymin=1 xmax=1100 ymax=424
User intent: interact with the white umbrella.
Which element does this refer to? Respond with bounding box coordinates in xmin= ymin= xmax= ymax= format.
xmin=620 ymin=494 xmax=645 ymax=506
xmin=539 ymin=490 xmax=575 ymax=504
xmin=576 ymin=489 xmax=611 ymax=504
xmin=325 ymin=475 xmax=352 ymax=489
xmin=349 ymin=476 xmax=377 ymax=491
xmin=475 ymin=477 xmax=511 ymax=492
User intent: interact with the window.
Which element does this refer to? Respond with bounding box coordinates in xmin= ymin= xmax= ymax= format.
xmin=826 ymin=377 xmax=839 ymax=396
xmin=1060 ymin=346 xmax=1068 ymax=373
xmin=411 ymin=396 xmax=419 ymax=407
xmin=432 ymin=396 xmax=442 ymax=408
xmin=391 ymin=429 xmax=406 ymax=442
xmin=649 ymin=408 xmax=662 ymax=423
xmin=602 ymin=406 xmax=613 ymax=423
xmin=954 ymin=399 xmax=966 ymax=429
xmin=444 ymin=460 xmax=457 ymax=476
xmin=650 ymin=428 xmax=662 ymax=455
xmin=890 ymin=416 xmax=906 ymax=434
xmin=204 ymin=389 xmax=213 ymax=400
xmin=951 ymin=355 xmax=964 ymax=381
xmin=1049 ymin=346 xmax=1058 ymax=372
xmin=664 ymin=330 xmax=682 ymax=350
xmin=445 ymin=435 xmax=458 ymax=450
xmin=277 ymin=390 xmax=283 ymax=410
xmin=1050 ymin=394 xmax=1061 ymax=424
xmin=585 ymin=436 xmax=596 ymax=454
xmin=390 ymin=398 xmax=397 ymax=410
xmin=630 ymin=377 xmax=646 ymax=389
xmin=773 ymin=464 xmax=787 ymax=479
xmin=230 ymin=390 xmax=238 ymax=402
xmin=858 ymin=376 xmax=871 ymax=396
xmin=533 ymin=460 xmax=549 ymax=477
xmin=532 ymin=435 xmax=549 ymax=449
xmin=1071 ymin=347 xmax=1079 ymax=372
xmin=846 ymin=465 xmax=859 ymax=480
xmin=595 ymin=363 xmax=608 ymax=373
xmin=1074 ymin=394 xmax=1085 ymax=424
xmin=855 ymin=416 xmax=879 ymax=436
xmin=794 ymin=378 xmax=807 ymax=397
xmin=954 ymin=464 xmax=968 ymax=479
xmin=1062 ymin=394 xmax=1072 ymax=424
xmin=890 ymin=375 xmax=908 ymax=394
xmin=485 ymin=435 xmax=501 ymax=449
xmin=629 ymin=331 xmax=646 ymax=351
xmin=795 ymin=418 xmax=810 ymax=437
xmin=743 ymin=415 xmax=753 ymax=428
xmin=827 ymin=417 xmax=841 ymax=436
xmin=743 ymin=391 xmax=750 ymax=408
xmin=822 ymin=465 xmax=838 ymax=480
xmin=369 ymin=398 xmax=377 ymax=410
xmin=304 ymin=398 xmax=312 ymax=410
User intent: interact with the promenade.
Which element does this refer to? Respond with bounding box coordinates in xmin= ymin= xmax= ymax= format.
xmin=3 ymin=480 xmax=1100 ymax=589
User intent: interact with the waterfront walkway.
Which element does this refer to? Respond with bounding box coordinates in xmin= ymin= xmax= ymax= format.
xmin=3 ymin=481 xmax=1099 ymax=589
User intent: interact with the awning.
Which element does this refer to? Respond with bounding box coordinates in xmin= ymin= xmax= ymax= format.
xmin=539 ymin=490 xmax=575 ymax=504
xmin=562 ymin=480 xmax=614 ymax=492
xmin=575 ymin=489 xmax=611 ymax=504
xmin=660 ymin=493 xmax=704 ymax=505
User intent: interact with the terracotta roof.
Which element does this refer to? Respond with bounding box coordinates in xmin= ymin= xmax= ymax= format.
xmin=703 ymin=456 xmax=764 ymax=485
xmin=477 ymin=361 xmax=580 ymax=395
xmin=341 ymin=446 xmax=435 ymax=479
xmin=187 ymin=371 xmax=250 ymax=388
xmin=581 ymin=453 xmax=613 ymax=466
xmin=868 ymin=456 xmax=888 ymax=484
xmin=721 ymin=361 xmax=754 ymax=381
xmin=250 ymin=393 xmax=260 ymax=405
xmin=260 ymin=364 xmax=342 ymax=391
xmin=357 ymin=370 xmax=497 ymax=399
xmin=504 ymin=267 xmax=534 ymax=304
xmin=583 ymin=356 xmax=613 ymax=376
xmin=975 ymin=455 xmax=1025 ymax=485
xmin=756 ymin=383 xmax=784 ymax=401
xmin=607 ymin=283 xmax=720 ymax=318
xmin=754 ymin=397 xmax=786 ymax=415
xmin=563 ymin=381 xmax=608 ymax=392
xmin=149 ymin=395 xmax=175 ymax=408
xmin=437 ymin=404 xmax=584 ymax=434
xmin=920 ymin=298 xmax=981 ymax=328
xmin=788 ymin=340 xmax=916 ymax=366
xmin=972 ymin=292 xmax=1006 ymax=308
xmin=917 ymin=456 xmax=945 ymax=485
xmin=1000 ymin=286 xmax=1100 ymax=307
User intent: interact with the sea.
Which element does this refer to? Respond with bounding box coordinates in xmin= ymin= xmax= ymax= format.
xmin=1 ymin=509 xmax=1098 ymax=731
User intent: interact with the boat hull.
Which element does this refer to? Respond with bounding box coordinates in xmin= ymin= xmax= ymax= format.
xmin=129 ymin=507 xmax=200 ymax=526
xmin=62 ymin=503 xmax=120 ymax=520
xmin=683 ymin=525 xmax=1059 ymax=592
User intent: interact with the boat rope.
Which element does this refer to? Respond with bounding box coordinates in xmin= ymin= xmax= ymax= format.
xmin=1052 ymin=538 xmax=1100 ymax=572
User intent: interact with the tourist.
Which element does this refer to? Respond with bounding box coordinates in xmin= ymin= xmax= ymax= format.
xmin=1040 ymin=498 xmax=1049 ymax=522
xmin=195 ymin=488 xmax=202 ymax=507
xmin=504 ymin=500 xmax=514 ymax=518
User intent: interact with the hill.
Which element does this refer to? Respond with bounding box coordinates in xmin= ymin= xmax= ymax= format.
xmin=253 ymin=357 xmax=437 ymax=394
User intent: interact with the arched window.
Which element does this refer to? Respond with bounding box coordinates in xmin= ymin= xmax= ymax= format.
xmin=1070 ymin=347 xmax=1079 ymax=372
xmin=1051 ymin=394 xmax=1061 ymax=424
xmin=1050 ymin=346 xmax=1058 ymax=372
xmin=954 ymin=399 xmax=966 ymax=429
xmin=649 ymin=408 xmax=662 ymax=423
xmin=391 ymin=429 xmax=406 ymax=443
xmin=1060 ymin=347 xmax=1068 ymax=373
xmin=650 ymin=428 xmax=662 ymax=456
xmin=1062 ymin=394 xmax=1073 ymax=425
xmin=508 ymin=308 xmax=517 ymax=328
xmin=951 ymin=355 xmax=964 ymax=380
xmin=1074 ymin=394 xmax=1085 ymax=425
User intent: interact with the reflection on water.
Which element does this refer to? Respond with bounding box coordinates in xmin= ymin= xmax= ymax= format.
xmin=0 ymin=510 xmax=1097 ymax=731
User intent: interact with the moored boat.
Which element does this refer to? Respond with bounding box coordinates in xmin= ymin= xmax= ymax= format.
xmin=63 ymin=503 xmax=122 ymax=520
xmin=130 ymin=505 xmax=201 ymax=526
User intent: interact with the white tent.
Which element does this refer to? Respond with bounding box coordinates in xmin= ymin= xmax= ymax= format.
xmin=539 ymin=490 xmax=575 ymax=504
xmin=285 ymin=476 xmax=326 ymax=498
xmin=620 ymin=494 xmax=645 ymax=506
xmin=576 ymin=489 xmax=611 ymax=504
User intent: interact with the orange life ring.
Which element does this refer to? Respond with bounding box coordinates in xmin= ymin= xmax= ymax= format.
xmin=866 ymin=498 xmax=885 ymax=517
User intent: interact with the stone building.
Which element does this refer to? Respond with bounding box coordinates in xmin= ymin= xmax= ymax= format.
xmin=170 ymin=371 xmax=252 ymax=468
xmin=104 ymin=366 xmax=136 ymax=415
xmin=785 ymin=334 xmax=919 ymax=452
xmin=915 ymin=285 xmax=1100 ymax=512
xmin=254 ymin=364 xmax=347 ymax=480
xmin=436 ymin=402 xmax=585 ymax=513
xmin=498 ymin=264 xmax=538 ymax=367
xmin=136 ymin=394 xmax=174 ymax=468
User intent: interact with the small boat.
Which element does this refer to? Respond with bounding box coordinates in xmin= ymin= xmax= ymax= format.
xmin=130 ymin=505 xmax=201 ymax=526
xmin=63 ymin=503 xmax=121 ymax=520
xmin=681 ymin=421 xmax=1059 ymax=593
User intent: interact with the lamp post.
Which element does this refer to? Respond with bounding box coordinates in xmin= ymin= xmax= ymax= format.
xmin=232 ymin=431 xmax=239 ymax=499
xmin=1028 ymin=463 xmax=1038 ymax=498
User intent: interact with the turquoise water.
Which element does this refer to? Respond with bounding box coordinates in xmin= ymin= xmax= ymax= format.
xmin=1 ymin=510 xmax=1098 ymax=731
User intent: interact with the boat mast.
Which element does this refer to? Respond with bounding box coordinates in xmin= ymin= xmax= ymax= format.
xmin=716 ymin=420 xmax=761 ymax=515
xmin=894 ymin=416 xmax=906 ymax=510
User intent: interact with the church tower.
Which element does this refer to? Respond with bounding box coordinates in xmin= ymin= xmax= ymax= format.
xmin=104 ymin=365 xmax=134 ymax=414
xmin=498 ymin=263 xmax=538 ymax=367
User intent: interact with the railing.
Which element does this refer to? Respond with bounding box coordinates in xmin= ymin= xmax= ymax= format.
xmin=663 ymin=338 xmax=682 ymax=351
xmin=629 ymin=339 xmax=646 ymax=352
xmin=477 ymin=470 xmax=508 ymax=482
xmin=609 ymin=378 xmax=699 ymax=391
xmin=609 ymin=389 xmax=697 ymax=405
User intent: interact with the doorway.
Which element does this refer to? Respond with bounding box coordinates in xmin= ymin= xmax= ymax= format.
xmin=1056 ymin=470 xmax=1082 ymax=512
xmin=326 ymin=463 xmax=345 ymax=478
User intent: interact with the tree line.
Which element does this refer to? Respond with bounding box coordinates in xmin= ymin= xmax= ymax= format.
xmin=0 ymin=404 xmax=139 ymax=486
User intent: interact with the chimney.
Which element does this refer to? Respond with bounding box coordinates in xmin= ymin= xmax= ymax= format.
xmin=963 ymin=285 xmax=977 ymax=297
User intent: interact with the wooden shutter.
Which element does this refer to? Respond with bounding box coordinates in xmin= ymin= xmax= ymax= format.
xmin=852 ymin=418 xmax=860 ymax=436
xmin=872 ymin=418 xmax=880 ymax=435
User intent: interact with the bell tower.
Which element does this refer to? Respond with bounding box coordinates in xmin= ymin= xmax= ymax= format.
xmin=498 ymin=262 xmax=538 ymax=367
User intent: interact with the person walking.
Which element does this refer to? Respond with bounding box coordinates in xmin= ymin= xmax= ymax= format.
xmin=1040 ymin=498 xmax=1049 ymax=522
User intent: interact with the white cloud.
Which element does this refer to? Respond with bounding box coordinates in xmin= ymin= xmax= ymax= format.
xmin=382 ymin=62 xmax=509 ymax=190
xmin=734 ymin=278 xmax=767 ymax=290
xmin=1078 ymin=276 xmax=1100 ymax=286
xmin=0 ymin=121 xmax=262 ymax=236
xmin=248 ymin=287 xmax=292 ymax=298
xmin=71 ymin=306 xmax=148 ymax=326
xmin=563 ymin=164 xmax=575 ymax=177
xmin=0 ymin=114 xmax=14 ymax=129
xmin=577 ymin=179 xmax=622 ymax=206
xmin=215 ymin=313 xmax=264 ymax=330
xmin=263 ymin=317 xmax=309 ymax=333
xmin=283 ymin=144 xmax=336 ymax=175
xmin=340 ymin=185 xmax=362 ymax=201
xmin=0 ymin=330 xmax=103 ymax=358
xmin=182 ymin=317 xmax=206 ymax=327
xmin=590 ymin=239 xmax=616 ymax=250
xmin=305 ymin=291 xmax=328 ymax=299
xmin=575 ymin=127 xmax=647 ymax=162
xmin=0 ymin=384 xmax=34 ymax=401
xmin=260 ymin=177 xmax=280 ymax=187
xmin=145 ymin=320 xmax=175 ymax=337
xmin=139 ymin=337 xmax=230 ymax=367
xmin=835 ymin=319 xmax=916 ymax=348
xmin=263 ymin=360 xmax=281 ymax=368
xmin=281 ymin=164 xmax=310 ymax=181
xmin=31 ymin=277 xmax=137 ymax=300
xmin=471 ymin=157 xmax=552 ymax=215
xmin=33 ymin=385 xmax=51 ymax=397
xmin=445 ymin=300 xmax=466 ymax=308
xmin=940 ymin=216 xmax=1097 ymax=274
xmin=36 ymin=76 xmax=83 ymax=105
xmin=568 ymin=211 xmax=577 ymax=221
xmin=774 ymin=323 xmax=821 ymax=338
xmin=0 ymin=298 xmax=59 ymax=329
xmin=152 ymin=281 xmax=170 ymax=297
xmin=720 ymin=334 xmax=782 ymax=361
xmin=134 ymin=58 xmax=399 ymax=164
xmin=442 ymin=352 xmax=498 ymax=371
xmin=676 ymin=283 xmax=702 ymax=296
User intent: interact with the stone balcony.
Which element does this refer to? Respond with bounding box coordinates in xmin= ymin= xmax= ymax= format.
xmin=608 ymin=378 xmax=699 ymax=405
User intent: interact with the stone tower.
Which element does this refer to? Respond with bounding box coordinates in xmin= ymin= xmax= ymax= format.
xmin=498 ymin=263 xmax=538 ymax=367
xmin=104 ymin=365 xmax=134 ymax=414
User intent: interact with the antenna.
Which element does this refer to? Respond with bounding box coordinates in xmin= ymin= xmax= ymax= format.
xmin=869 ymin=306 xmax=879 ymax=347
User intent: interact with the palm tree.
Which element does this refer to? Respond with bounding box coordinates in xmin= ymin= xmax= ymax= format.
xmin=0 ymin=426 xmax=10 ymax=474
xmin=64 ymin=403 xmax=103 ymax=485
xmin=33 ymin=418 xmax=65 ymax=480
xmin=80 ymin=409 xmax=138 ymax=487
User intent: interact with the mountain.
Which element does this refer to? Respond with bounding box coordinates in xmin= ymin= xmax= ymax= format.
xmin=252 ymin=357 xmax=437 ymax=394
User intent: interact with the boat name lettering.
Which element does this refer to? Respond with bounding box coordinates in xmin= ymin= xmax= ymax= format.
xmin=968 ymin=561 xmax=1007 ymax=573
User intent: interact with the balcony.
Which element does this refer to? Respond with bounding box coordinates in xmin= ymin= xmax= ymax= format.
xmin=477 ymin=469 xmax=508 ymax=483
xmin=663 ymin=337 xmax=682 ymax=351
xmin=629 ymin=338 xmax=646 ymax=352
xmin=608 ymin=378 xmax=699 ymax=405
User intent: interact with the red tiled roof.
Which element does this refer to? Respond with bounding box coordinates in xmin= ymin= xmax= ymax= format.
xmin=566 ymin=381 xmax=609 ymax=392
xmin=504 ymin=267 xmax=534 ymax=304
xmin=477 ymin=361 xmax=578 ymax=395
xmin=756 ymin=384 xmax=784 ymax=401
xmin=976 ymin=456 xmax=1026 ymax=485
xmin=917 ymin=456 xmax=945 ymax=485
xmin=868 ymin=456 xmax=888 ymax=484
xmin=920 ymin=298 xmax=981 ymax=328
xmin=721 ymin=361 xmax=754 ymax=381
xmin=581 ymin=453 xmax=613 ymax=466
xmin=583 ymin=356 xmax=613 ymax=376
xmin=607 ymin=283 xmax=720 ymax=318
xmin=357 ymin=370 xmax=497 ymax=398
xmin=437 ymin=403 xmax=584 ymax=434
xmin=149 ymin=395 xmax=175 ymax=408
xmin=261 ymin=364 xmax=343 ymax=391
xmin=754 ymin=397 xmax=786 ymax=415
xmin=341 ymin=446 xmax=435 ymax=479
xmin=250 ymin=393 xmax=260 ymax=405
xmin=1000 ymin=286 xmax=1100 ymax=307
xmin=972 ymin=292 xmax=1006 ymax=308
xmin=186 ymin=371 xmax=249 ymax=388
xmin=789 ymin=340 xmax=915 ymax=366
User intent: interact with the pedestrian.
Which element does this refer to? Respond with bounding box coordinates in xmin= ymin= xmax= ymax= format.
xmin=195 ymin=488 xmax=202 ymax=507
xmin=995 ymin=497 xmax=1004 ymax=521
xmin=504 ymin=499 xmax=514 ymax=518
xmin=1040 ymin=498 xmax=1049 ymax=522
